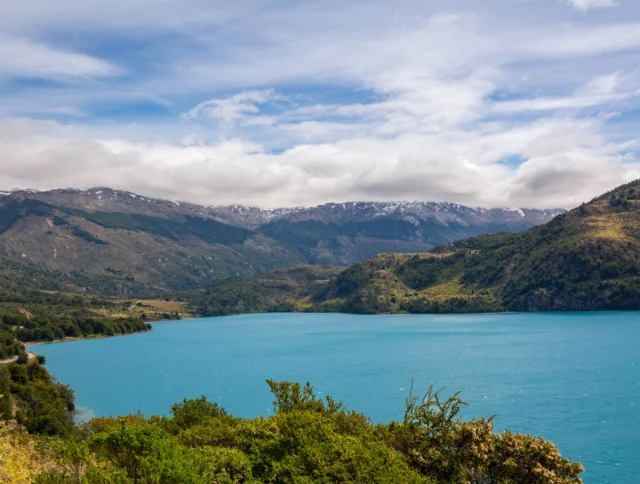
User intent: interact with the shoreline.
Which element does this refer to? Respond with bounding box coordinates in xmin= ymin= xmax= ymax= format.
xmin=19 ymin=308 xmax=640 ymax=355
xmin=0 ymin=351 xmax=37 ymax=365
xmin=24 ymin=327 xmax=154 ymax=352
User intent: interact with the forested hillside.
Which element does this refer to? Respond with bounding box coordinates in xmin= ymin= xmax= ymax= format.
xmin=186 ymin=179 xmax=640 ymax=315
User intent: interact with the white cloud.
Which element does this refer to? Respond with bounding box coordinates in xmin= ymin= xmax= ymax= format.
xmin=517 ymin=22 xmax=640 ymax=59
xmin=492 ymin=73 xmax=640 ymax=113
xmin=0 ymin=117 xmax=637 ymax=209
xmin=565 ymin=0 xmax=617 ymax=12
xmin=184 ymin=90 xmax=275 ymax=124
xmin=492 ymin=92 xmax=633 ymax=113
xmin=579 ymin=73 xmax=621 ymax=96
xmin=1 ymin=1 xmax=640 ymax=210
xmin=0 ymin=37 xmax=119 ymax=80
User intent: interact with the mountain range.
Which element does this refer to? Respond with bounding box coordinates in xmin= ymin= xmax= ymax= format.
xmin=0 ymin=188 xmax=562 ymax=295
xmin=185 ymin=179 xmax=640 ymax=315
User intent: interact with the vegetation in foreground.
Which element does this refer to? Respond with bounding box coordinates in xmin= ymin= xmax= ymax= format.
xmin=186 ymin=179 xmax=640 ymax=315
xmin=1 ymin=379 xmax=583 ymax=483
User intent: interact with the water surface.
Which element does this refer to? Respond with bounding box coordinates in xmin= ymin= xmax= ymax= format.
xmin=30 ymin=312 xmax=640 ymax=483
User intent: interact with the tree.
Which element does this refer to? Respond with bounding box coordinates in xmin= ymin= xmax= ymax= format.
xmin=0 ymin=366 xmax=12 ymax=420
xmin=170 ymin=396 xmax=227 ymax=430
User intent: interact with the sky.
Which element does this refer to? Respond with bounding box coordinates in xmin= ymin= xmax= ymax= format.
xmin=1 ymin=0 xmax=640 ymax=209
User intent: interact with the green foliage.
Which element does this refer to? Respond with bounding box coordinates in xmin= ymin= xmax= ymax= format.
xmin=328 ymin=263 xmax=372 ymax=298
xmin=267 ymin=379 xmax=345 ymax=415
xmin=170 ymin=396 xmax=228 ymax=430
xmin=0 ymin=321 xmax=23 ymax=359
xmin=0 ymin=292 xmax=150 ymax=346
xmin=0 ymin=365 xmax=12 ymax=420
xmin=376 ymin=382 xmax=583 ymax=483
xmin=13 ymin=315 xmax=150 ymax=344
xmin=401 ymin=296 xmax=503 ymax=314
xmin=26 ymin=380 xmax=583 ymax=483
xmin=182 ymin=265 xmax=344 ymax=317
xmin=70 ymin=226 xmax=108 ymax=245
xmin=6 ymin=360 xmax=75 ymax=436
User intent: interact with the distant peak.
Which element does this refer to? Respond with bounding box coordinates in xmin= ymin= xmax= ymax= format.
xmin=0 ymin=186 xmax=567 ymax=217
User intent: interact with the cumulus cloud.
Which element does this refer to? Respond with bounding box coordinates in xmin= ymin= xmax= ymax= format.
xmin=0 ymin=117 xmax=637 ymax=209
xmin=0 ymin=1 xmax=640 ymax=209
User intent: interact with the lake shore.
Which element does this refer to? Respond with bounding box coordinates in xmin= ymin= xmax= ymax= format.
xmin=24 ymin=327 xmax=154 ymax=352
xmin=0 ymin=351 xmax=37 ymax=364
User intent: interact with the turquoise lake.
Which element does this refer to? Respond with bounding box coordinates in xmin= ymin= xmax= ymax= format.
xmin=29 ymin=312 xmax=640 ymax=483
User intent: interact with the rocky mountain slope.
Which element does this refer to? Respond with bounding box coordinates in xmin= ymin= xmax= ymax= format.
xmin=0 ymin=187 xmax=562 ymax=295
xmin=186 ymin=180 xmax=640 ymax=315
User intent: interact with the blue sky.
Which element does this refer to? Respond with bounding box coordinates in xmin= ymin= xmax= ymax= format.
xmin=0 ymin=0 xmax=639 ymax=208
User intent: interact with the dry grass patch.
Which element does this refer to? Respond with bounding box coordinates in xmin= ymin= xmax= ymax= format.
xmin=419 ymin=280 xmax=468 ymax=300
xmin=0 ymin=421 xmax=56 ymax=483
xmin=586 ymin=215 xmax=629 ymax=241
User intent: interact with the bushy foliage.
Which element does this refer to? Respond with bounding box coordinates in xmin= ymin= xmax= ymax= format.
xmin=5 ymin=360 xmax=75 ymax=436
xmin=0 ymin=323 xmax=23 ymax=360
xmin=2 ymin=380 xmax=583 ymax=484
xmin=0 ymin=420 xmax=58 ymax=482
xmin=0 ymin=295 xmax=151 ymax=351
xmin=12 ymin=315 xmax=150 ymax=344
xmin=182 ymin=266 xmax=343 ymax=317
xmin=378 ymin=383 xmax=583 ymax=483
xmin=70 ymin=226 xmax=108 ymax=245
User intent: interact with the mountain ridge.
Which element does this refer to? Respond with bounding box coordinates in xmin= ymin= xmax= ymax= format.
xmin=185 ymin=179 xmax=640 ymax=315
xmin=0 ymin=187 xmax=565 ymax=226
xmin=0 ymin=187 xmax=563 ymax=295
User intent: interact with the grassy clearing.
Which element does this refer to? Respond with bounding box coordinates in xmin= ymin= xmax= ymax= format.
xmin=586 ymin=215 xmax=629 ymax=241
xmin=419 ymin=279 xmax=468 ymax=300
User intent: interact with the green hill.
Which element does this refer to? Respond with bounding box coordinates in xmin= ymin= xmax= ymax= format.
xmin=186 ymin=180 xmax=640 ymax=315
xmin=0 ymin=196 xmax=302 ymax=296
xmin=183 ymin=265 xmax=345 ymax=316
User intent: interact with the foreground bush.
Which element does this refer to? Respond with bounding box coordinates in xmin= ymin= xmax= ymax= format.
xmin=1 ymin=380 xmax=583 ymax=483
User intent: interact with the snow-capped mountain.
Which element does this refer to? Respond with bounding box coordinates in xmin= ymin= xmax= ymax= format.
xmin=0 ymin=187 xmax=564 ymax=294
xmin=3 ymin=187 xmax=564 ymax=228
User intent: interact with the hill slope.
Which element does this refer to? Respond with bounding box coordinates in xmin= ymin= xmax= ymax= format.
xmin=186 ymin=180 xmax=640 ymax=315
xmin=0 ymin=194 xmax=300 ymax=295
xmin=0 ymin=188 xmax=560 ymax=295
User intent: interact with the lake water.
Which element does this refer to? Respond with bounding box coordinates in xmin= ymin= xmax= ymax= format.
xmin=29 ymin=312 xmax=640 ymax=483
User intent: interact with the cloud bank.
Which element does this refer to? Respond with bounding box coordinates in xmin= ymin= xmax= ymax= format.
xmin=0 ymin=1 xmax=639 ymax=209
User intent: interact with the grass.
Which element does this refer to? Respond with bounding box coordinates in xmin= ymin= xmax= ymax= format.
xmin=107 ymin=299 xmax=193 ymax=321
xmin=585 ymin=215 xmax=629 ymax=241
xmin=419 ymin=279 xmax=468 ymax=300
